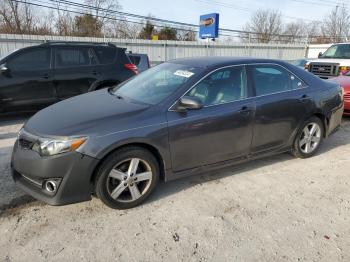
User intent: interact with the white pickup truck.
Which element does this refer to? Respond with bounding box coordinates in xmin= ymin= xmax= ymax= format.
xmin=305 ymin=43 xmax=350 ymax=79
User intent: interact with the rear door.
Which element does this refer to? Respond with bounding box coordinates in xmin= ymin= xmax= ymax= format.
xmin=0 ymin=47 xmax=56 ymax=112
xmin=248 ymin=63 xmax=311 ymax=154
xmin=53 ymin=46 xmax=98 ymax=99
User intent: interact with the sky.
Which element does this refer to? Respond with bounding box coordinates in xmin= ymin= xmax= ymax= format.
xmin=117 ymin=0 xmax=344 ymax=29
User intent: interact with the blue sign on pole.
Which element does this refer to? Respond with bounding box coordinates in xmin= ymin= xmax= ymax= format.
xmin=199 ymin=13 xmax=219 ymax=39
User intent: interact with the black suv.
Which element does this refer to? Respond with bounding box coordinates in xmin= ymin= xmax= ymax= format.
xmin=0 ymin=42 xmax=137 ymax=113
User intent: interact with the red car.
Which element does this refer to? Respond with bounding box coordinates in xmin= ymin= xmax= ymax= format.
xmin=331 ymin=74 xmax=350 ymax=116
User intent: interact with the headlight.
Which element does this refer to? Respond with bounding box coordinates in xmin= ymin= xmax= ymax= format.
xmin=32 ymin=137 xmax=87 ymax=157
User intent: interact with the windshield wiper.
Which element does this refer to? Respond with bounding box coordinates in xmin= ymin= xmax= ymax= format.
xmin=107 ymin=87 xmax=123 ymax=99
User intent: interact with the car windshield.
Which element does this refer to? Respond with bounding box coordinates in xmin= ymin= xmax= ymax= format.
xmin=112 ymin=62 xmax=202 ymax=105
xmin=321 ymin=44 xmax=350 ymax=59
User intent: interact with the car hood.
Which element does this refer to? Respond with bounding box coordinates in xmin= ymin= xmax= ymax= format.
xmin=24 ymin=89 xmax=154 ymax=137
xmin=330 ymin=75 xmax=350 ymax=91
xmin=308 ymin=58 xmax=350 ymax=65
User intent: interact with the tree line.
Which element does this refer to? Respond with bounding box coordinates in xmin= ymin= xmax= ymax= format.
xmin=242 ymin=5 xmax=350 ymax=44
xmin=0 ymin=0 xmax=349 ymax=43
xmin=0 ymin=0 xmax=196 ymax=40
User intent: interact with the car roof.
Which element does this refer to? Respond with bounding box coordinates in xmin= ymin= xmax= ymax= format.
xmin=168 ymin=56 xmax=287 ymax=68
xmin=39 ymin=41 xmax=118 ymax=48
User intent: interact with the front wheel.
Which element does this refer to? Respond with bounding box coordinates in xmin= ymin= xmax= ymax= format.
xmin=95 ymin=147 xmax=159 ymax=209
xmin=292 ymin=117 xmax=324 ymax=158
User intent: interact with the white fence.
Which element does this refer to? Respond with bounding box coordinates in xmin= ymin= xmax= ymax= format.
xmin=306 ymin=44 xmax=333 ymax=58
xmin=0 ymin=34 xmax=307 ymax=63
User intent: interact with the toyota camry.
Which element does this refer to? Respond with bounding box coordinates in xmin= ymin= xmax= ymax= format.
xmin=11 ymin=57 xmax=344 ymax=209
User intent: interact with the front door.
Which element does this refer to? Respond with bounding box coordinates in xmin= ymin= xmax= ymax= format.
xmin=0 ymin=47 xmax=56 ymax=112
xmin=167 ymin=65 xmax=255 ymax=172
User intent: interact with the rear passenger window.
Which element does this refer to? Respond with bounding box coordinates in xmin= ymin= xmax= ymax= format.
xmin=251 ymin=65 xmax=304 ymax=96
xmin=94 ymin=46 xmax=116 ymax=64
xmin=55 ymin=47 xmax=96 ymax=68
xmin=8 ymin=48 xmax=50 ymax=71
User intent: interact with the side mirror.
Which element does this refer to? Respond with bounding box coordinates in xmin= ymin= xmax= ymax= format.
xmin=0 ymin=64 xmax=8 ymax=74
xmin=318 ymin=52 xmax=323 ymax=58
xmin=176 ymin=96 xmax=203 ymax=112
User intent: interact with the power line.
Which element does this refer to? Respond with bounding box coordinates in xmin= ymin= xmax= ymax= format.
xmin=195 ymin=0 xmax=322 ymax=22
xmin=8 ymin=0 xmax=350 ymax=42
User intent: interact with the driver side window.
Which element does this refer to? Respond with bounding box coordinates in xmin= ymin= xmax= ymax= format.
xmin=185 ymin=66 xmax=247 ymax=106
xmin=7 ymin=48 xmax=51 ymax=71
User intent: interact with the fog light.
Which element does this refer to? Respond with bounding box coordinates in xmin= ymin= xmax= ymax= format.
xmin=44 ymin=180 xmax=58 ymax=193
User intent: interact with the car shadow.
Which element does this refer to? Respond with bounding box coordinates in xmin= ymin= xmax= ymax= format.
xmin=0 ymin=145 xmax=36 ymax=212
xmin=148 ymin=119 xmax=350 ymax=205
xmin=0 ymin=112 xmax=33 ymax=127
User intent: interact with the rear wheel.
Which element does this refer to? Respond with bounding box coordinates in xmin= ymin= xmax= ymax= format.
xmin=292 ymin=117 xmax=324 ymax=158
xmin=95 ymin=147 xmax=159 ymax=209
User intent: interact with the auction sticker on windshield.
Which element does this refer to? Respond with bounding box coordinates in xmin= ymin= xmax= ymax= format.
xmin=174 ymin=70 xmax=195 ymax=78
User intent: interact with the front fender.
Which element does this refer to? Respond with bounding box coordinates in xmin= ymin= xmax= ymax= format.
xmin=79 ymin=122 xmax=172 ymax=171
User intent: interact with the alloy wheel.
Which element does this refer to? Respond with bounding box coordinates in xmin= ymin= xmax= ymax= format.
xmin=106 ymin=158 xmax=153 ymax=203
xmin=299 ymin=122 xmax=321 ymax=154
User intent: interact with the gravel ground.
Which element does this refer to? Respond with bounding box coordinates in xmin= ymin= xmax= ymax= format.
xmin=0 ymin=116 xmax=349 ymax=262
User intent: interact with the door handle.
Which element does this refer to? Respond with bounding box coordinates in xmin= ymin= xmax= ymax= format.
xmin=239 ymin=106 xmax=253 ymax=115
xmin=42 ymin=73 xmax=49 ymax=79
xmin=299 ymin=94 xmax=310 ymax=102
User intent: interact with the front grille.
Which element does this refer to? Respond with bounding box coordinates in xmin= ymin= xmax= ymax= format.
xmin=344 ymin=93 xmax=350 ymax=101
xmin=309 ymin=63 xmax=339 ymax=77
xmin=18 ymin=138 xmax=34 ymax=149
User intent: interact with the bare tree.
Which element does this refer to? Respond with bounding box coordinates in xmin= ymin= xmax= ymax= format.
xmin=322 ymin=4 xmax=350 ymax=43
xmin=0 ymin=0 xmax=36 ymax=34
xmin=242 ymin=9 xmax=283 ymax=43
xmin=84 ymin=0 xmax=121 ymax=36
xmin=177 ymin=29 xmax=196 ymax=41
xmin=282 ymin=20 xmax=307 ymax=43
xmin=110 ymin=20 xmax=142 ymax=39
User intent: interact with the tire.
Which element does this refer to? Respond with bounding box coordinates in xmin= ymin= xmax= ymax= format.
xmin=95 ymin=147 xmax=160 ymax=209
xmin=292 ymin=116 xmax=324 ymax=159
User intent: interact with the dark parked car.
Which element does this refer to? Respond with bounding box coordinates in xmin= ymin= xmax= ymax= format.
xmin=127 ymin=53 xmax=150 ymax=72
xmin=11 ymin=57 xmax=344 ymax=209
xmin=0 ymin=42 xmax=137 ymax=113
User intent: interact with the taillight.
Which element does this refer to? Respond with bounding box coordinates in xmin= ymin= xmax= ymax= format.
xmin=124 ymin=63 xmax=138 ymax=75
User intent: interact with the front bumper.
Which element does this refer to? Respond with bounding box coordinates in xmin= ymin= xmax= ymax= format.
xmin=11 ymin=140 xmax=99 ymax=206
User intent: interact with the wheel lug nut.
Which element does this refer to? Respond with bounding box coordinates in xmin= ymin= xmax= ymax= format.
xmin=130 ymin=173 xmax=134 ymax=177
xmin=130 ymin=183 xmax=134 ymax=186
xmin=134 ymin=177 xmax=137 ymax=181
xmin=124 ymin=176 xmax=127 ymax=180
xmin=124 ymin=183 xmax=127 ymax=186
